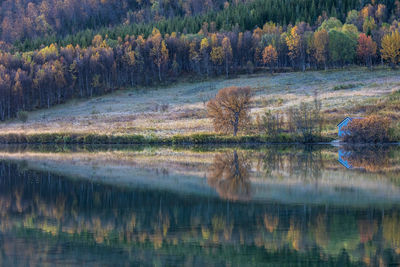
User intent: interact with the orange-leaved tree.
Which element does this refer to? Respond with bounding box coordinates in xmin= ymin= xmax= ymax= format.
xmin=343 ymin=115 xmax=391 ymax=143
xmin=262 ymin=45 xmax=278 ymax=73
xmin=312 ymin=29 xmax=329 ymax=69
xmin=357 ymin=33 xmax=377 ymax=68
xmin=207 ymin=86 xmax=252 ymax=136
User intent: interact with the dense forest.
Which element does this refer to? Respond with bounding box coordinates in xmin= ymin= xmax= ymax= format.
xmin=7 ymin=0 xmax=397 ymax=50
xmin=2 ymin=0 xmax=232 ymax=46
xmin=0 ymin=0 xmax=400 ymax=120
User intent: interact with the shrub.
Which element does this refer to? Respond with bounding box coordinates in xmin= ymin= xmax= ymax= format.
xmin=261 ymin=111 xmax=285 ymax=136
xmin=389 ymin=122 xmax=400 ymax=142
xmin=17 ymin=111 xmax=28 ymax=122
xmin=342 ymin=115 xmax=391 ymax=143
xmin=160 ymin=103 xmax=169 ymax=112
xmin=332 ymin=83 xmax=360 ymax=91
xmin=290 ymin=95 xmax=324 ymax=143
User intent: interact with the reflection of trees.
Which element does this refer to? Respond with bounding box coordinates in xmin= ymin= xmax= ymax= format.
xmin=296 ymin=147 xmax=324 ymax=180
xmin=383 ymin=212 xmax=400 ymax=248
xmin=207 ymin=151 xmax=251 ymax=201
xmin=261 ymin=146 xmax=324 ymax=180
xmin=358 ymin=219 xmax=378 ymax=244
xmin=340 ymin=146 xmax=391 ymax=172
xmin=1 ymin=160 xmax=400 ymax=265
xmin=314 ymin=214 xmax=329 ymax=248
xmin=264 ymin=214 xmax=279 ymax=233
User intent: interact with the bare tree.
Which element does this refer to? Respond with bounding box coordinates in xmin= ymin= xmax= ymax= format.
xmin=290 ymin=91 xmax=323 ymax=142
xmin=207 ymin=86 xmax=252 ymax=136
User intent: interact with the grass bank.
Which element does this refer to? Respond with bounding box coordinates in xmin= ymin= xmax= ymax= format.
xmin=2 ymin=67 xmax=400 ymax=137
xmin=0 ymin=132 xmax=333 ymax=145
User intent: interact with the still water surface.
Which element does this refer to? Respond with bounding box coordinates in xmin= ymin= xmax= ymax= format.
xmin=0 ymin=145 xmax=399 ymax=266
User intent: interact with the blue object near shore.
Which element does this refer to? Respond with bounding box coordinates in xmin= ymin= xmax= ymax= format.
xmin=337 ymin=117 xmax=364 ymax=137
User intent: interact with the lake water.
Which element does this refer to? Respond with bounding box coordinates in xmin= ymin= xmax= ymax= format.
xmin=0 ymin=145 xmax=399 ymax=266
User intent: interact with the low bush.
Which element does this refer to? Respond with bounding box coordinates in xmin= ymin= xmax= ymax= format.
xmin=388 ymin=122 xmax=400 ymax=142
xmin=17 ymin=111 xmax=28 ymax=122
xmin=332 ymin=83 xmax=358 ymax=91
xmin=342 ymin=116 xmax=391 ymax=143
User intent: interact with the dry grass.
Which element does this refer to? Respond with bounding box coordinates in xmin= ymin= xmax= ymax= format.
xmin=1 ymin=67 xmax=400 ymax=136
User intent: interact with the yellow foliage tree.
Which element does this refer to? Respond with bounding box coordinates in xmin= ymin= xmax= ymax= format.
xmin=286 ymin=26 xmax=301 ymax=67
xmin=150 ymin=28 xmax=169 ymax=81
xmin=92 ymin=34 xmax=103 ymax=47
xmin=38 ymin=43 xmax=59 ymax=61
xmin=381 ymin=31 xmax=400 ymax=68
xmin=200 ymin=38 xmax=209 ymax=52
xmin=189 ymin=41 xmax=200 ymax=63
xmin=210 ymin=33 xmax=218 ymax=47
xmin=200 ymin=38 xmax=210 ymax=76
xmin=362 ymin=16 xmax=377 ymax=35
xmin=210 ymin=46 xmax=224 ymax=66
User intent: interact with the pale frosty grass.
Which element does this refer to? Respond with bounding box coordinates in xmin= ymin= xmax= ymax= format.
xmin=2 ymin=67 xmax=400 ymax=136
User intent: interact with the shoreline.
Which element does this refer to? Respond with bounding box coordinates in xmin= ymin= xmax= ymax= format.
xmin=0 ymin=132 xmax=334 ymax=145
xmin=0 ymin=132 xmax=397 ymax=146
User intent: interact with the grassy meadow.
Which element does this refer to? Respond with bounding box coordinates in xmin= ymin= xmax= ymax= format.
xmin=2 ymin=67 xmax=400 ymax=142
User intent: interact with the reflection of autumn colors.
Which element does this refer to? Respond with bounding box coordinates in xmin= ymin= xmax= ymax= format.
xmin=264 ymin=214 xmax=279 ymax=233
xmin=358 ymin=219 xmax=378 ymax=244
xmin=1 ymin=159 xmax=400 ymax=265
xmin=340 ymin=146 xmax=392 ymax=172
xmin=207 ymin=151 xmax=251 ymax=201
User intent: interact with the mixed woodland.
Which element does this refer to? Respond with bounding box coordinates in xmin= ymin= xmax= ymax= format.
xmin=0 ymin=0 xmax=400 ymax=120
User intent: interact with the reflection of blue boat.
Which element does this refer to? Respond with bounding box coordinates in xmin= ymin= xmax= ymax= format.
xmin=338 ymin=149 xmax=353 ymax=169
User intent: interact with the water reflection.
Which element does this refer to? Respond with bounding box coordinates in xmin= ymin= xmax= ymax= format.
xmin=0 ymin=145 xmax=399 ymax=265
xmin=207 ymin=150 xmax=251 ymax=201
xmin=338 ymin=146 xmax=392 ymax=172
xmin=0 ymin=160 xmax=399 ymax=266
xmin=261 ymin=146 xmax=324 ymax=181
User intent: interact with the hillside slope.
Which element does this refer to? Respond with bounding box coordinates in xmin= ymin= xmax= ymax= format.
xmin=2 ymin=67 xmax=399 ymax=136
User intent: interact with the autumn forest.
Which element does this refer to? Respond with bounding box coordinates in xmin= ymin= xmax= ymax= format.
xmin=0 ymin=0 xmax=399 ymax=120
xmin=2 ymin=2 xmax=400 ymax=266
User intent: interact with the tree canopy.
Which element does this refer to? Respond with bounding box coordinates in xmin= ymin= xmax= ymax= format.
xmin=207 ymin=86 xmax=252 ymax=136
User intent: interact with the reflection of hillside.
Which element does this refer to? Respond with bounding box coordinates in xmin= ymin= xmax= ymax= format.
xmin=207 ymin=151 xmax=251 ymax=201
xmin=0 ymin=161 xmax=400 ymax=266
xmin=1 ymin=146 xmax=400 ymax=205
